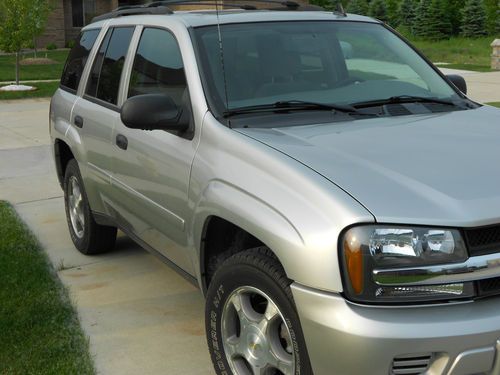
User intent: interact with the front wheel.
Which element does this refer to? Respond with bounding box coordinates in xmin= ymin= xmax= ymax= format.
xmin=205 ymin=247 xmax=313 ymax=375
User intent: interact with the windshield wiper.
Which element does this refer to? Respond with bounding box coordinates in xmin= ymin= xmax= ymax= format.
xmin=351 ymin=95 xmax=459 ymax=108
xmin=223 ymin=100 xmax=367 ymax=118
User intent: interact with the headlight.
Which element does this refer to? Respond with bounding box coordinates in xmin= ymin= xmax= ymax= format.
xmin=340 ymin=225 xmax=475 ymax=304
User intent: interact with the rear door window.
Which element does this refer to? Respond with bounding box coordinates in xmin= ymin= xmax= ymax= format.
xmin=60 ymin=29 xmax=100 ymax=92
xmin=86 ymin=27 xmax=134 ymax=105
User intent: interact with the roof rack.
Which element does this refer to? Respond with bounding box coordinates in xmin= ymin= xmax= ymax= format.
xmin=92 ymin=5 xmax=172 ymax=22
xmin=92 ymin=0 xmax=323 ymax=22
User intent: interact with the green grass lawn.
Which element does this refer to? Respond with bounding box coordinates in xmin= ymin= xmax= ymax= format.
xmin=0 ymin=50 xmax=68 ymax=82
xmin=486 ymin=102 xmax=500 ymax=108
xmin=0 ymin=202 xmax=95 ymax=375
xmin=408 ymin=36 xmax=494 ymax=71
xmin=0 ymin=81 xmax=59 ymax=100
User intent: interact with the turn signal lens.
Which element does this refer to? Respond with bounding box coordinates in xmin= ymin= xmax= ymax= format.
xmin=344 ymin=233 xmax=363 ymax=295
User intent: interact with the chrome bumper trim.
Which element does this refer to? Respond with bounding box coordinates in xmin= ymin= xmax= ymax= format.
xmin=373 ymin=252 xmax=500 ymax=286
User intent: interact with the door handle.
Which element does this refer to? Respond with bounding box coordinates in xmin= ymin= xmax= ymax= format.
xmin=74 ymin=115 xmax=84 ymax=128
xmin=116 ymin=134 xmax=128 ymax=150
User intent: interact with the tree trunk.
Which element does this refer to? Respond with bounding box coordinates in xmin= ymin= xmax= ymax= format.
xmin=15 ymin=52 xmax=20 ymax=86
xmin=33 ymin=36 xmax=38 ymax=58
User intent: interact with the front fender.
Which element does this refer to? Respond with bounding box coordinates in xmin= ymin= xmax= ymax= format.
xmin=191 ymin=179 xmax=368 ymax=294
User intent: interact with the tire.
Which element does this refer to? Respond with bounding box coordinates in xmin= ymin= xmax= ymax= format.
xmin=63 ymin=159 xmax=117 ymax=255
xmin=205 ymin=247 xmax=313 ymax=375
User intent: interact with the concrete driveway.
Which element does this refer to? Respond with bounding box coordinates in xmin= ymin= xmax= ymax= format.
xmin=0 ymin=99 xmax=213 ymax=374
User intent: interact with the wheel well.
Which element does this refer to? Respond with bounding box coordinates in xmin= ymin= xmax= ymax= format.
xmin=201 ymin=216 xmax=267 ymax=291
xmin=54 ymin=139 xmax=75 ymax=187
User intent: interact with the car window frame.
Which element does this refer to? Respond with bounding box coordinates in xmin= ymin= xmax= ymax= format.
xmin=82 ymin=24 xmax=137 ymax=112
xmin=123 ymin=26 xmax=190 ymax=102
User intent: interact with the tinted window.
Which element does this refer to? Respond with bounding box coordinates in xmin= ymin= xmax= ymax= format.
xmin=86 ymin=27 xmax=134 ymax=105
xmin=60 ymin=29 xmax=100 ymax=92
xmin=128 ymin=28 xmax=187 ymax=106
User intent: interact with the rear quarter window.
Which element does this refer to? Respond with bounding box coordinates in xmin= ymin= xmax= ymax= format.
xmin=60 ymin=29 xmax=101 ymax=92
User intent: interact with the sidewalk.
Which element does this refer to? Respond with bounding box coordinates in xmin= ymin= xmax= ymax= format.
xmin=0 ymin=79 xmax=60 ymax=85
xmin=0 ymin=99 xmax=213 ymax=375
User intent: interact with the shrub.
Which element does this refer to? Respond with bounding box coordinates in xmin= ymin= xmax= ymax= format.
xmin=46 ymin=42 xmax=57 ymax=50
xmin=66 ymin=40 xmax=76 ymax=49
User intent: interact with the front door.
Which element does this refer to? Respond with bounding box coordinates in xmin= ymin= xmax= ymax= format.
xmin=110 ymin=27 xmax=199 ymax=273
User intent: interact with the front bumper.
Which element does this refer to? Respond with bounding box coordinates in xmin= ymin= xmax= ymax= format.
xmin=292 ymin=284 xmax=500 ymax=375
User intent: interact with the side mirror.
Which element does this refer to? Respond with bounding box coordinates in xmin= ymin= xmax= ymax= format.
xmin=121 ymin=94 xmax=189 ymax=131
xmin=446 ymin=74 xmax=467 ymax=95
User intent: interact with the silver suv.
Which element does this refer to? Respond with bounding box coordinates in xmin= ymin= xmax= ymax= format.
xmin=50 ymin=2 xmax=500 ymax=374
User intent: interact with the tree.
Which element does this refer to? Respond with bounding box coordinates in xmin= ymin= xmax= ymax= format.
xmin=0 ymin=0 xmax=33 ymax=85
xmin=414 ymin=0 xmax=452 ymax=39
xmin=484 ymin=0 xmax=499 ymax=34
xmin=309 ymin=0 xmax=345 ymax=11
xmin=399 ymin=0 xmax=417 ymax=33
xmin=497 ymin=0 xmax=500 ymax=33
xmin=446 ymin=0 xmax=465 ymax=35
xmin=386 ymin=0 xmax=401 ymax=27
xmin=346 ymin=0 xmax=369 ymax=15
xmin=426 ymin=0 xmax=452 ymax=39
xmin=413 ymin=0 xmax=433 ymax=37
xmin=369 ymin=0 xmax=388 ymax=23
xmin=27 ymin=0 xmax=52 ymax=58
xmin=461 ymin=0 xmax=488 ymax=37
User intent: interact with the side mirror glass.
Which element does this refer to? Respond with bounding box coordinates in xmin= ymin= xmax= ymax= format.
xmin=446 ymin=74 xmax=467 ymax=95
xmin=120 ymin=94 xmax=189 ymax=131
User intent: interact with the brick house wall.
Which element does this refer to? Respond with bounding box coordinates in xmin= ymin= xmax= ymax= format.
xmin=36 ymin=1 xmax=66 ymax=49
xmin=37 ymin=0 xmax=311 ymax=49
xmin=37 ymin=0 xmax=119 ymax=49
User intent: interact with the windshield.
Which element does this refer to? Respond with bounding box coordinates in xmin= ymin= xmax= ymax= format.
xmin=193 ymin=21 xmax=463 ymax=119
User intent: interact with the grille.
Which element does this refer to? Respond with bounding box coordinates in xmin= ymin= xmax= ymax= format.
xmin=464 ymin=225 xmax=500 ymax=256
xmin=391 ymin=353 xmax=432 ymax=375
xmin=477 ymin=277 xmax=500 ymax=298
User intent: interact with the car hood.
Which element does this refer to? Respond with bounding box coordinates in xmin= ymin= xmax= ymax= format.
xmin=236 ymin=106 xmax=500 ymax=227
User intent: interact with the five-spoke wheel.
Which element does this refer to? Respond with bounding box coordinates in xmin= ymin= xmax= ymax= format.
xmin=206 ymin=247 xmax=312 ymax=375
xmin=63 ymin=159 xmax=117 ymax=254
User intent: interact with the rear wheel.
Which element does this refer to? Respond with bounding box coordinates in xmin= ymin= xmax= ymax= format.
xmin=63 ymin=159 xmax=116 ymax=255
xmin=206 ymin=247 xmax=312 ymax=375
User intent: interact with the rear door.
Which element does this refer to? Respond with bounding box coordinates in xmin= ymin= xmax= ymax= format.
xmin=109 ymin=26 xmax=198 ymax=273
xmin=52 ymin=28 xmax=101 ymax=176
xmin=72 ymin=26 xmax=135 ymax=215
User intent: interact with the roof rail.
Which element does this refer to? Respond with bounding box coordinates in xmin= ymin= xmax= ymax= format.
xmin=91 ymin=0 xmax=324 ymax=22
xmin=91 ymin=5 xmax=172 ymax=23
xmin=150 ymin=0 xmax=323 ymax=10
